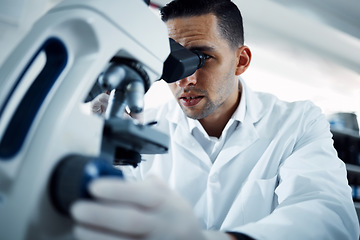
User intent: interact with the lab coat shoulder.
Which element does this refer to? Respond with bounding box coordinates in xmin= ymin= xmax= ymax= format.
xmin=238 ymin=89 xmax=359 ymax=240
xmin=143 ymin=99 xmax=180 ymax=125
xmin=248 ymin=87 xmax=325 ymax=130
xmin=245 ymin=87 xmax=330 ymax=159
xmin=245 ymin=83 xmax=318 ymax=122
xmin=142 ymin=98 xmax=186 ymax=138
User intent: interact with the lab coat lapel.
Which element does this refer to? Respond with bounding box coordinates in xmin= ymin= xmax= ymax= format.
xmin=164 ymin=80 xmax=265 ymax=168
xmin=215 ymin=120 xmax=259 ymax=166
xmin=172 ymin=124 xmax=211 ymax=167
xmin=166 ymin=103 xmax=211 ymax=167
xmin=215 ymin=79 xmax=264 ymax=166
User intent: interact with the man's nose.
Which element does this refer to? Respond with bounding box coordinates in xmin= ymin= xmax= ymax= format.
xmin=176 ymin=73 xmax=197 ymax=88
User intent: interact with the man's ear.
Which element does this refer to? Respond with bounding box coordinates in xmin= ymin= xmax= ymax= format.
xmin=235 ymin=45 xmax=252 ymax=76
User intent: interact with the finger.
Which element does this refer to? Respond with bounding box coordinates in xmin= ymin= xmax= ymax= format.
xmin=89 ymin=177 xmax=167 ymax=208
xmin=91 ymin=102 xmax=102 ymax=114
xmin=98 ymin=93 xmax=109 ymax=103
xmin=91 ymin=93 xmax=109 ymax=114
xmin=71 ymin=200 xmax=155 ymax=236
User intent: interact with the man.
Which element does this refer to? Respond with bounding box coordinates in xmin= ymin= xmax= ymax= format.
xmin=71 ymin=0 xmax=359 ymax=239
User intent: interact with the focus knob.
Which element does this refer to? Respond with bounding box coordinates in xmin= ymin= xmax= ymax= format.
xmin=49 ymin=155 xmax=123 ymax=216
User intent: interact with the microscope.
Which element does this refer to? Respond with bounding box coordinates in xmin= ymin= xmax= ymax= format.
xmin=0 ymin=0 xmax=206 ymax=239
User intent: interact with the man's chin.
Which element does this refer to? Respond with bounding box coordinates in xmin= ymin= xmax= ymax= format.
xmin=182 ymin=108 xmax=207 ymax=120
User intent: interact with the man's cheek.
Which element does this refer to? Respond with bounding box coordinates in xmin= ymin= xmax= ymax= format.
xmin=168 ymin=83 xmax=178 ymax=96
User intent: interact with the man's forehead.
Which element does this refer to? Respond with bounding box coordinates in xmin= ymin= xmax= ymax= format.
xmin=165 ymin=13 xmax=218 ymax=25
xmin=165 ymin=14 xmax=220 ymax=40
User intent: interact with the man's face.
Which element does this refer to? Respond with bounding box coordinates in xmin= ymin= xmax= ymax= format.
xmin=166 ymin=14 xmax=241 ymax=121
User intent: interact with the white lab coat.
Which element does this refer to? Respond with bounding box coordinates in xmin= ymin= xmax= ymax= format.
xmin=121 ymin=79 xmax=359 ymax=240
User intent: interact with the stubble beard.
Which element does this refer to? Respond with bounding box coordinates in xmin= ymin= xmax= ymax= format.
xmin=181 ymin=98 xmax=217 ymax=120
xmin=174 ymin=87 xmax=216 ymax=120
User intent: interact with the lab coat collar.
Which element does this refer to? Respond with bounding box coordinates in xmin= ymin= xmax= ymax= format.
xmin=186 ymin=79 xmax=245 ymax=136
xmin=164 ymin=78 xmax=265 ymax=167
xmin=166 ymin=99 xmax=188 ymax=127
xmin=239 ymin=77 xmax=265 ymax=124
xmin=213 ymin=78 xmax=263 ymax=165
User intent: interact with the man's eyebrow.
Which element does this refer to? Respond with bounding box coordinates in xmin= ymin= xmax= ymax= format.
xmin=188 ymin=46 xmax=215 ymax=52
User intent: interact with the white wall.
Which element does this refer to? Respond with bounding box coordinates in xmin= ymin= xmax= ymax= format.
xmin=0 ymin=0 xmax=62 ymax=66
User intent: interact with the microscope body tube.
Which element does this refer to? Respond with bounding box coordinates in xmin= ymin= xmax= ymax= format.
xmin=99 ymin=62 xmax=146 ymax=118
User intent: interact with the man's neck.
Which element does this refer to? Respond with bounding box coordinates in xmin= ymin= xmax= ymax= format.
xmin=199 ymin=90 xmax=241 ymax=138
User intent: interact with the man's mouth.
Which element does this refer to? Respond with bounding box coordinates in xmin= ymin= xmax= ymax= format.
xmin=179 ymin=96 xmax=204 ymax=107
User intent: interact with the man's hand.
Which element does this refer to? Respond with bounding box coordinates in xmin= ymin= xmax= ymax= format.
xmin=70 ymin=176 xmax=231 ymax=240
xmin=89 ymin=92 xmax=143 ymax=122
xmin=90 ymin=93 xmax=109 ymax=115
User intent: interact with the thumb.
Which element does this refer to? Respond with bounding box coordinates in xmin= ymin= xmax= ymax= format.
xmin=91 ymin=93 xmax=109 ymax=114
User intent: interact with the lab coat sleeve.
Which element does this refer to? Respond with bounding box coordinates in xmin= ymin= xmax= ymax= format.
xmin=237 ymin=103 xmax=360 ymax=240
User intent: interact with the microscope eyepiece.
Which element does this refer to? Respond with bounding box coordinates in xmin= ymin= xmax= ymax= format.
xmin=161 ymin=38 xmax=206 ymax=83
xmin=192 ymin=50 xmax=207 ymax=69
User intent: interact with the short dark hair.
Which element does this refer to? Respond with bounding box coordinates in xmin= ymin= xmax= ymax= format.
xmin=160 ymin=0 xmax=244 ymax=49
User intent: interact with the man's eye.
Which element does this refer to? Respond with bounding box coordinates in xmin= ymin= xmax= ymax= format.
xmin=204 ymin=54 xmax=211 ymax=60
